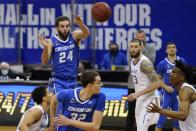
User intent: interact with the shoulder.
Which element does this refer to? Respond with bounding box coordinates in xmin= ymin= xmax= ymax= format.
xmin=94 ymin=93 xmax=106 ymax=100
xmin=27 ymin=107 xmax=43 ymax=119
xmin=57 ymin=89 xmax=73 ymax=97
xmin=157 ymin=59 xmax=166 ymax=66
xmin=180 ymin=84 xmax=195 ymax=101
xmin=140 ymin=59 xmax=154 ymax=72
xmin=179 ymin=57 xmax=187 ymax=63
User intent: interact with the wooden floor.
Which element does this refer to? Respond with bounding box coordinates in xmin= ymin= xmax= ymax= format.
xmin=0 ymin=126 xmax=16 ymax=131
xmin=0 ymin=126 xmax=122 ymax=131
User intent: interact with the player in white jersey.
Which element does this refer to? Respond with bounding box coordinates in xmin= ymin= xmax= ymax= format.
xmin=147 ymin=60 xmax=196 ymax=131
xmin=127 ymin=39 xmax=173 ymax=131
xmin=17 ymin=86 xmax=53 ymax=131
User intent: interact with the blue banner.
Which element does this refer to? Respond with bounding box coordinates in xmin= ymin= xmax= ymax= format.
xmin=0 ymin=0 xmax=196 ymax=65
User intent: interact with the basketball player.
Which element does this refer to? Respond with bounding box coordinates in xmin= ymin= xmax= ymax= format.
xmin=127 ymin=39 xmax=173 ymax=131
xmin=49 ymin=70 xmax=106 ymax=131
xmin=156 ymin=42 xmax=187 ymax=131
xmin=39 ymin=15 xmax=90 ymax=94
xmin=17 ymin=86 xmax=53 ymax=131
xmin=126 ymin=30 xmax=156 ymax=131
xmin=147 ymin=60 xmax=196 ymax=131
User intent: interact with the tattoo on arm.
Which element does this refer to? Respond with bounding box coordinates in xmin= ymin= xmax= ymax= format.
xmin=140 ymin=60 xmax=159 ymax=82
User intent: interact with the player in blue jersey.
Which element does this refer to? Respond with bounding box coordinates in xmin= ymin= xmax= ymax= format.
xmin=156 ymin=42 xmax=187 ymax=131
xmin=39 ymin=15 xmax=90 ymax=94
xmin=49 ymin=70 xmax=106 ymax=131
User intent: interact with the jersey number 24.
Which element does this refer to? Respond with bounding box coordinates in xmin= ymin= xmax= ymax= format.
xmin=59 ymin=51 xmax=73 ymax=63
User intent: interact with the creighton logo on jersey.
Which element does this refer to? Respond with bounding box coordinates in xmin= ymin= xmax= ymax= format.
xmin=50 ymin=34 xmax=79 ymax=80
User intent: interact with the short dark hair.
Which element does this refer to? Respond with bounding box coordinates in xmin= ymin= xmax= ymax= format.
xmin=175 ymin=60 xmax=192 ymax=83
xmin=109 ymin=41 xmax=119 ymax=48
xmin=31 ymin=86 xmax=47 ymax=104
xmin=80 ymin=71 xmax=99 ymax=87
xmin=55 ymin=16 xmax=70 ymax=26
xmin=137 ymin=29 xmax=145 ymax=34
xmin=167 ymin=42 xmax=176 ymax=47
xmin=130 ymin=39 xmax=143 ymax=46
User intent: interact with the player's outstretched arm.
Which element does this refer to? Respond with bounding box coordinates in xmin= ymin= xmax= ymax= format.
xmin=18 ymin=108 xmax=42 ymax=131
xmin=54 ymin=110 xmax=103 ymax=131
xmin=127 ymin=60 xmax=173 ymax=102
xmin=72 ymin=16 xmax=90 ymax=43
xmin=147 ymin=86 xmax=192 ymax=121
xmin=39 ymin=35 xmax=53 ymax=64
xmin=141 ymin=59 xmax=173 ymax=92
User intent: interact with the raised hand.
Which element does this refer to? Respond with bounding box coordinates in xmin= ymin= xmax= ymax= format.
xmin=74 ymin=16 xmax=83 ymax=26
xmin=38 ymin=34 xmax=51 ymax=48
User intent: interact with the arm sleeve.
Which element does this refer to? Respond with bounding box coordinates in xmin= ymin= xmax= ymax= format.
xmin=95 ymin=93 xmax=106 ymax=112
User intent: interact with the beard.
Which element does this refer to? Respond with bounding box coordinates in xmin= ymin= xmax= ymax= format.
xmin=130 ymin=51 xmax=140 ymax=58
xmin=58 ymin=30 xmax=70 ymax=41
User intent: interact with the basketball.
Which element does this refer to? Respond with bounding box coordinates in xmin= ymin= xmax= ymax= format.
xmin=91 ymin=2 xmax=112 ymax=22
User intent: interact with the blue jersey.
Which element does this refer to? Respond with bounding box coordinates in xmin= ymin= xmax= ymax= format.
xmin=50 ymin=34 xmax=79 ymax=81
xmin=56 ymin=88 xmax=106 ymax=131
xmin=156 ymin=56 xmax=187 ymax=129
xmin=157 ymin=56 xmax=187 ymax=85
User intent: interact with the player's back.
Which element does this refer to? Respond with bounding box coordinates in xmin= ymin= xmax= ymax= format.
xmin=50 ymin=34 xmax=79 ymax=80
xmin=16 ymin=105 xmax=48 ymax=131
xmin=131 ymin=54 xmax=156 ymax=100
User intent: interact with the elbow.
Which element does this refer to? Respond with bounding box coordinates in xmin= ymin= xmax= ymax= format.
xmin=84 ymin=30 xmax=90 ymax=38
xmin=177 ymin=112 xmax=188 ymax=121
xmin=41 ymin=57 xmax=48 ymax=65
xmin=93 ymin=124 xmax=101 ymax=130
xmin=88 ymin=124 xmax=100 ymax=131
xmin=179 ymin=115 xmax=187 ymax=121
xmin=41 ymin=60 xmax=48 ymax=65
xmin=19 ymin=123 xmax=27 ymax=130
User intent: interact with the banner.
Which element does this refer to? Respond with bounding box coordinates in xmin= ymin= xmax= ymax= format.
xmin=0 ymin=0 xmax=196 ymax=65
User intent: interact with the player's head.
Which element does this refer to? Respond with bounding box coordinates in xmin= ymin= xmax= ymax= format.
xmin=166 ymin=42 xmax=177 ymax=56
xmin=109 ymin=41 xmax=119 ymax=56
xmin=169 ymin=60 xmax=192 ymax=86
xmin=129 ymin=39 xmax=142 ymax=58
xmin=136 ymin=30 xmax=146 ymax=46
xmin=0 ymin=62 xmax=9 ymax=75
xmin=80 ymin=70 xmax=102 ymax=94
xmin=31 ymin=86 xmax=53 ymax=105
xmin=55 ymin=16 xmax=71 ymax=40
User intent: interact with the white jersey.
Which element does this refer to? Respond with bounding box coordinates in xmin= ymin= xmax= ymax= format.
xmin=16 ymin=105 xmax=49 ymax=131
xmin=131 ymin=54 xmax=156 ymax=100
xmin=179 ymin=83 xmax=196 ymax=131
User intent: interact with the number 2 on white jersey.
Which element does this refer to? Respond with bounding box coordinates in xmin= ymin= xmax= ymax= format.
xmin=59 ymin=51 xmax=73 ymax=63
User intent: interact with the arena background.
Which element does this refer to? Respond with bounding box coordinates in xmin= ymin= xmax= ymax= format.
xmin=0 ymin=0 xmax=196 ymax=131
xmin=0 ymin=0 xmax=196 ymax=65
